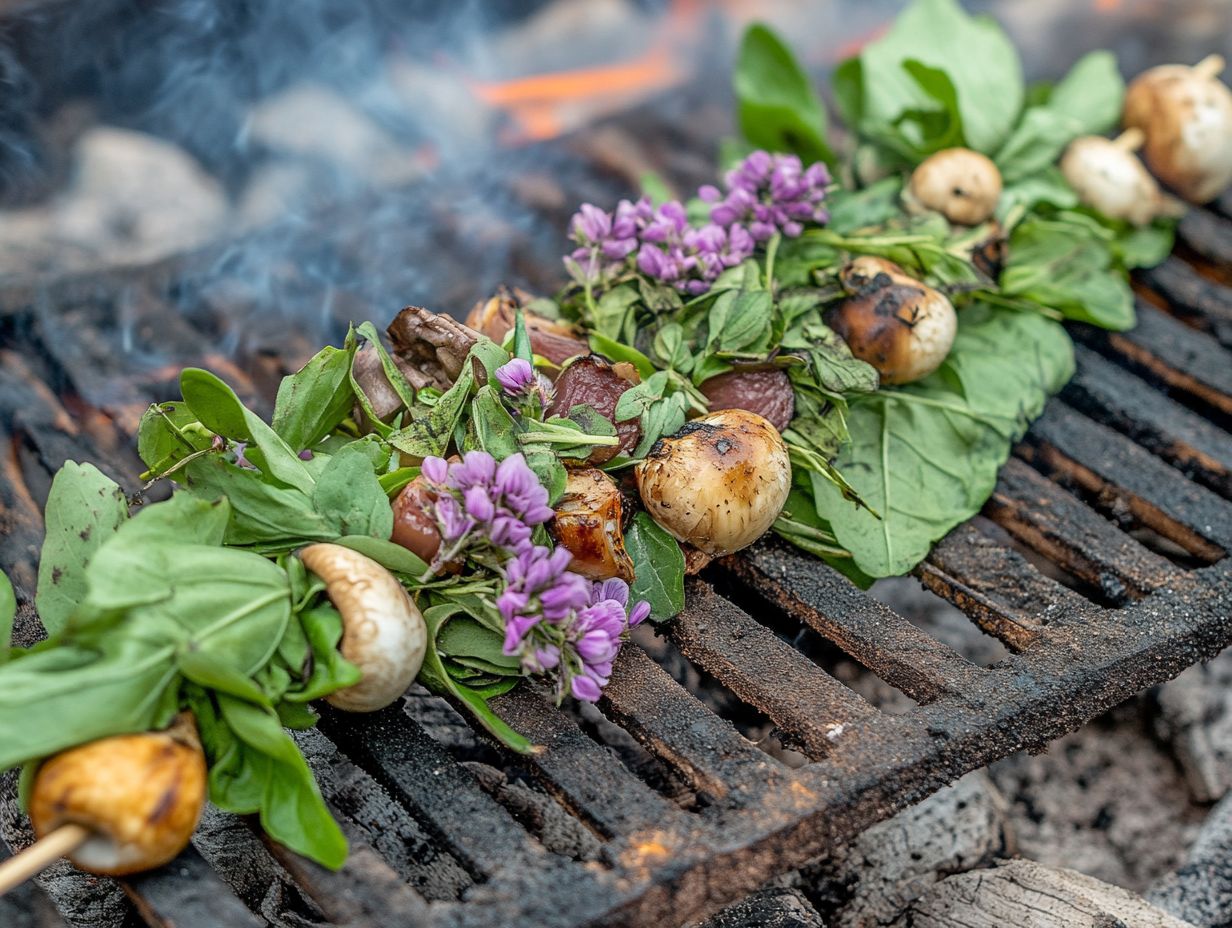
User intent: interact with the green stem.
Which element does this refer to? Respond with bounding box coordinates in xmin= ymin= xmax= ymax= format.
xmin=764 ymin=232 xmax=781 ymax=292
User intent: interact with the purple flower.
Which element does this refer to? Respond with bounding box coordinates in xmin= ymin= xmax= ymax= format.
xmin=499 ymin=559 xmax=652 ymax=703
xmin=495 ymin=358 xmax=536 ymax=397
xmin=419 ymin=451 xmax=556 ymax=574
xmin=565 ymin=197 xmax=649 ymax=286
xmin=708 ymin=150 xmax=830 ymax=242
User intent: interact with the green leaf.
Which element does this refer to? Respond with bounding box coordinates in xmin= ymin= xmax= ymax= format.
xmin=471 ymin=386 xmax=521 ymax=460
xmin=334 ymin=536 xmax=429 ymax=578
xmin=180 ymin=369 xmax=316 ymax=494
xmin=137 ymin=402 xmax=214 ymax=477
xmin=1111 ymin=219 xmax=1175 ymax=270
xmin=994 ymin=106 xmax=1079 ymax=182
xmin=313 ymin=444 xmax=394 ymax=539
xmin=825 ymin=178 xmax=904 ymax=234
xmin=35 ymin=462 xmax=129 ymax=635
xmin=0 ymin=573 xmax=15 ymax=661
xmin=512 ymin=310 xmax=534 ymax=364
xmin=437 ymin=614 xmax=520 ymax=673
xmin=1047 ymin=50 xmax=1124 ymax=137
xmin=216 ymin=695 xmax=348 ymax=869
xmin=625 ymin=513 xmax=685 ymax=621
xmin=997 ymin=167 xmax=1078 ymax=218
xmin=848 ymin=0 xmax=1023 ymax=155
xmin=272 ymin=344 xmax=357 ymax=451
xmin=735 ymin=24 xmax=834 ymax=166
xmin=709 ymin=290 xmax=773 ymax=353
xmin=387 ymin=363 xmax=474 ymax=459
xmin=589 ymin=284 xmax=643 ymax=343
xmin=1001 ymin=217 xmax=1135 ymax=329
xmin=889 ymin=60 xmax=964 ymax=158
xmin=177 ymin=648 xmax=272 ymax=706
xmin=352 ymin=322 xmax=417 ymax=411
xmin=284 ymin=604 xmax=362 ymax=703
xmin=0 ymin=637 xmax=181 ymax=770
xmin=614 ymin=371 xmax=669 ymax=421
xmin=184 ymin=457 xmax=335 ymax=547
xmin=587 ymin=332 xmax=656 ymax=380
xmin=813 ymin=304 xmax=1073 ymax=577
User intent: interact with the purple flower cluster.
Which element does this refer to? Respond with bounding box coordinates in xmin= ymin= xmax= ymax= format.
xmin=566 ymin=196 xmax=754 ymax=296
xmin=701 ymin=151 xmax=830 ymax=241
xmin=562 ymin=151 xmax=829 ymax=297
xmin=420 ymin=451 xmax=554 ymax=572
xmin=495 ymin=358 xmax=536 ymax=397
xmin=499 ymin=549 xmax=650 ymax=701
xmin=419 ymin=449 xmax=650 ymax=704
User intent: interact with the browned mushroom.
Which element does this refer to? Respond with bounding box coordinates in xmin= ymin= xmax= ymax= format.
xmin=390 ymin=475 xmax=442 ymax=564
xmin=699 ymin=368 xmax=795 ymax=432
xmin=546 ymin=355 xmax=642 ymax=463
xmin=550 ymin=468 xmax=635 ymax=581
xmin=466 ymin=290 xmax=589 ymax=369
xmin=386 ymin=306 xmax=481 ymax=390
xmin=26 ymin=713 xmax=206 ymax=877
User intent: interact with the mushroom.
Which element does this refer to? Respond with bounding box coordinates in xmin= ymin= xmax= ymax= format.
xmin=906 ymin=148 xmax=1003 ymax=225
xmin=1124 ymin=54 xmax=1232 ymax=204
xmin=391 ymin=475 xmax=442 ymax=564
xmin=826 ymin=256 xmax=957 ymax=385
xmin=636 ymin=409 xmax=791 ymax=557
xmin=550 ymin=468 xmax=635 ymax=581
xmin=299 ymin=543 xmax=426 ymax=712
xmin=25 ymin=713 xmax=206 ymax=876
xmin=699 ymin=367 xmax=795 ymax=433
xmin=466 ymin=290 xmax=589 ymax=369
xmin=1059 ymin=130 xmax=1183 ymax=225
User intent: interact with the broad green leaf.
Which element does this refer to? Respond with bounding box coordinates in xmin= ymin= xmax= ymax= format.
xmin=471 ymin=386 xmax=521 ymax=461
xmin=272 ymin=344 xmax=357 ymax=451
xmin=1001 ymin=217 xmax=1135 ymax=329
xmin=587 ymin=332 xmax=656 ymax=379
xmin=217 ymin=695 xmax=348 ymax=869
xmin=994 ymin=106 xmax=1079 ymax=182
xmin=177 ymin=648 xmax=272 ymax=706
xmin=813 ymin=304 xmax=1073 ymax=577
xmin=313 ymin=444 xmax=394 ymax=539
xmin=35 ymin=462 xmax=129 ymax=635
xmin=997 ymin=167 xmax=1078 ymax=219
xmin=850 ymin=0 xmax=1023 ymax=154
xmin=283 ymin=604 xmax=362 ymax=703
xmin=352 ymin=322 xmax=417 ymax=411
xmin=1111 ymin=219 xmax=1175 ymax=270
xmin=180 ymin=369 xmax=316 ymax=494
xmin=0 ymin=572 xmax=15 ymax=661
xmin=437 ymin=614 xmax=520 ymax=673
xmin=512 ymin=310 xmax=534 ymax=364
xmin=735 ymin=24 xmax=834 ymax=166
xmin=625 ymin=513 xmax=685 ymax=621
xmin=335 ymin=536 xmax=430 ymax=578
xmin=1047 ymin=50 xmax=1124 ymax=137
xmin=137 ymin=402 xmax=213 ymax=476
xmin=185 ymin=457 xmax=335 ymax=546
xmin=614 ymin=371 xmax=669 ymax=421
xmin=825 ymin=178 xmax=904 ymax=235
xmin=85 ymin=533 xmax=291 ymax=677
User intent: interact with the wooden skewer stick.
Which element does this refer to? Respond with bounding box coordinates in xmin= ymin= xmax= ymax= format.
xmin=0 ymin=824 xmax=91 ymax=896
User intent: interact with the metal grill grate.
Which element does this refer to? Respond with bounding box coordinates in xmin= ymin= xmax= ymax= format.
xmin=4 ymin=207 xmax=1232 ymax=928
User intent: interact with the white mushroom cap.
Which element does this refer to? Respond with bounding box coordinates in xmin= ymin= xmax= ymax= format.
xmin=636 ymin=409 xmax=791 ymax=557
xmin=299 ymin=543 xmax=427 ymax=712
xmin=28 ymin=714 xmax=206 ymax=876
xmin=1059 ymin=131 xmax=1182 ymax=226
xmin=907 ymin=148 xmax=1003 ymax=225
xmin=1124 ymin=55 xmax=1232 ymax=204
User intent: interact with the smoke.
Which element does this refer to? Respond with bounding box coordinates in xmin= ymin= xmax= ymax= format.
xmin=1 ymin=0 xmax=588 ymax=359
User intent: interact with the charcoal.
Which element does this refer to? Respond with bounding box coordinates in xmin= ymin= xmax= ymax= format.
xmin=1154 ymin=650 xmax=1232 ymax=803
xmin=896 ymin=859 xmax=1193 ymax=928
xmin=1149 ymin=792 xmax=1232 ymax=928
xmin=462 ymin=762 xmax=601 ymax=862
xmin=695 ymin=886 xmax=825 ymax=928
xmin=804 ymin=773 xmax=1012 ymax=928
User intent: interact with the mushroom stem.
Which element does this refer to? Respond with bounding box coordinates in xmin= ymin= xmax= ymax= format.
xmin=1194 ymin=53 xmax=1226 ymax=80
xmin=1114 ymin=127 xmax=1146 ymax=151
xmin=0 ymin=824 xmax=90 ymax=896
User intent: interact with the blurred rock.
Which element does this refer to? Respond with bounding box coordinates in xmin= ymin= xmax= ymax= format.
xmin=1155 ymin=650 xmax=1232 ymax=803
xmin=0 ymin=126 xmax=227 ymax=274
xmin=897 ymin=859 xmax=1194 ymax=928
xmin=246 ymin=84 xmax=422 ymax=189
xmin=805 ymin=772 xmax=1012 ymax=928
xmin=1149 ymin=791 xmax=1232 ymax=928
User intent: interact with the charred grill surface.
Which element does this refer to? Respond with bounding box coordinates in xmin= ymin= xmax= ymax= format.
xmin=2 ymin=155 xmax=1232 ymax=928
